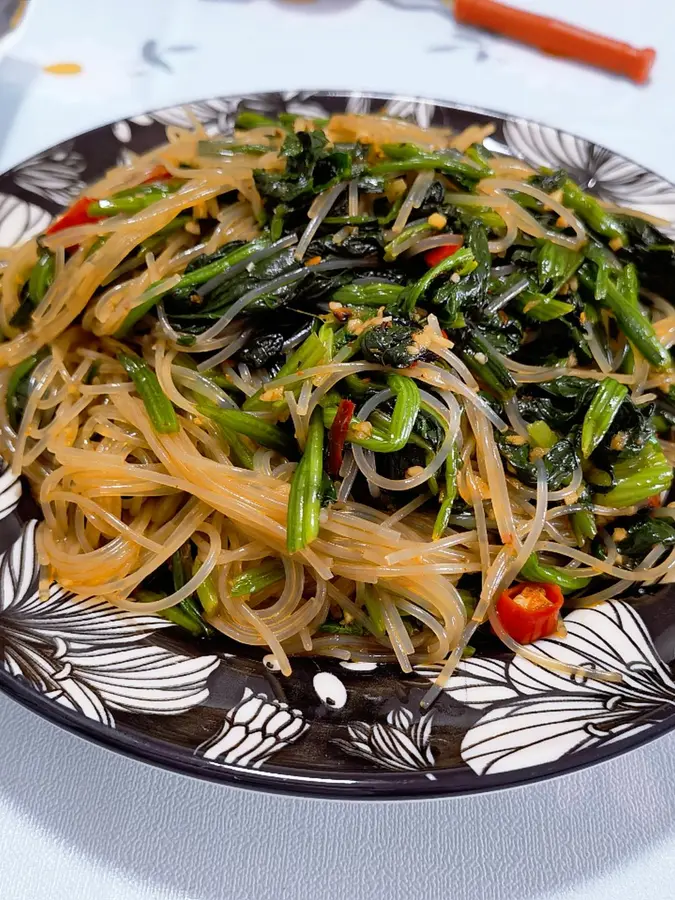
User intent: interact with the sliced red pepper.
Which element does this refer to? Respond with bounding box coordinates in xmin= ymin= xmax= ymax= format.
xmin=328 ymin=399 xmax=355 ymax=477
xmin=496 ymin=581 xmax=564 ymax=644
xmin=647 ymin=493 xmax=663 ymax=508
xmin=142 ymin=164 xmax=172 ymax=183
xmin=424 ymin=244 xmax=461 ymax=268
xmin=45 ymin=196 xmax=101 ymax=235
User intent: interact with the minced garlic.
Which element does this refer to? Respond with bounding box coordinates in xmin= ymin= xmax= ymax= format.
xmin=405 ymin=465 xmax=425 ymax=478
xmin=260 ymin=387 xmax=284 ymax=402
xmin=350 ymin=421 xmax=373 ymax=440
xmin=427 ymin=213 xmax=447 ymax=230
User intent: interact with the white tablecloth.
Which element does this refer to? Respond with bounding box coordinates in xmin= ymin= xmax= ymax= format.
xmin=2 ymin=2 xmax=675 ymax=897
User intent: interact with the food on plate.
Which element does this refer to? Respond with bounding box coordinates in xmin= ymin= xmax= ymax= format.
xmin=1 ymin=108 xmax=674 ymax=702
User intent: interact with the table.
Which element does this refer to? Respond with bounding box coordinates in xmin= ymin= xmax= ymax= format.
xmin=2 ymin=2 xmax=675 ymax=897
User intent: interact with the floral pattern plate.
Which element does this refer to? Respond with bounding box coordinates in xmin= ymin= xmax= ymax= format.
xmin=1 ymin=91 xmax=675 ymax=798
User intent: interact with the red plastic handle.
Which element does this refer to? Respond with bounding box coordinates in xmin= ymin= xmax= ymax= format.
xmin=453 ymin=0 xmax=656 ymax=84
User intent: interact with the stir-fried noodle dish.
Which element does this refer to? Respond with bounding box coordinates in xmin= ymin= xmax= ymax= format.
xmin=3 ymin=108 xmax=675 ymax=703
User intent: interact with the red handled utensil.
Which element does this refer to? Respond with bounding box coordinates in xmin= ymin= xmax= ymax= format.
xmin=447 ymin=0 xmax=655 ymax=84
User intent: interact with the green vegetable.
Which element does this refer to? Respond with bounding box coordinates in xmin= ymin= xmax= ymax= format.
xmin=117 ymin=353 xmax=179 ymax=434
xmin=612 ymin=512 xmax=675 ymax=558
xmin=527 ymin=420 xmax=557 ymax=450
xmin=361 ymin=322 xmax=422 ymax=368
xmin=115 ymin=237 xmax=271 ymax=336
xmin=519 ymin=553 xmax=593 ymax=593
xmin=318 ymin=621 xmax=365 ymax=635
xmin=599 ymin=438 xmax=673 ymax=507
xmin=433 ymin=221 xmax=490 ymax=322
xmin=371 ymin=144 xmax=492 ymax=185
xmin=563 ymin=180 xmax=627 ymax=242
xmin=6 ymin=351 xmax=47 ymax=431
xmin=360 ymin=583 xmax=385 ymax=634
xmin=536 ymin=241 xmax=583 ymax=294
xmin=88 ymin=179 xmax=182 ymax=217
xmin=383 ymin=221 xmax=434 ymax=262
xmin=605 ymin=279 xmax=669 ymax=369
xmin=287 ymin=409 xmax=324 ymax=553
xmin=354 ymin=374 xmax=421 ymax=453
xmin=460 ymin=331 xmax=516 ymax=400
xmin=243 ymin=332 xmax=326 ymax=413
xmin=317 ymin=321 xmax=335 ymax=360
xmin=254 ymin=129 xmax=351 ymax=202
xmin=11 ymin=250 xmax=55 ymax=328
xmin=230 ymin=559 xmax=285 ymax=596
xmin=192 ymin=560 xmax=220 ymax=617
xmin=197 ymin=402 xmax=295 ymax=456
xmin=332 ymin=282 xmax=404 ymax=308
xmin=498 ymin=431 xmax=578 ymax=492
xmin=323 ymin=214 xmax=377 ymax=226
xmin=135 ymin=589 xmax=206 ymax=637
xmin=168 ymin=545 xmax=213 ymax=637
xmin=204 ymin=413 xmax=255 ymax=469
xmin=399 ymin=246 xmax=474 ymax=313
xmin=197 ymin=140 xmax=269 ymax=157
xmin=235 ymin=110 xmax=279 ymax=130
xmin=617 ymin=262 xmax=639 ymax=306
xmin=572 ymin=507 xmax=598 ymax=546
xmin=579 ymin=263 xmax=669 ymax=369
xmin=432 ymin=443 xmax=459 ymax=540
xmin=581 ymin=377 xmax=629 ymax=457
xmin=514 ymin=292 xmax=576 ymax=322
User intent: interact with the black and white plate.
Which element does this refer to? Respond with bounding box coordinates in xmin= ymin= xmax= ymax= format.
xmin=1 ymin=91 xmax=674 ymax=798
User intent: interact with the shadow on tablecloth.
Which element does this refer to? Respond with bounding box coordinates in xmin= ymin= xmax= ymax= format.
xmin=0 ymin=693 xmax=672 ymax=900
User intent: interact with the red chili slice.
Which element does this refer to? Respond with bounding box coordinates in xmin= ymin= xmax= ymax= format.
xmin=424 ymin=244 xmax=461 ymax=268
xmin=45 ymin=196 xmax=101 ymax=235
xmin=496 ymin=581 xmax=564 ymax=644
xmin=328 ymin=399 xmax=356 ymax=476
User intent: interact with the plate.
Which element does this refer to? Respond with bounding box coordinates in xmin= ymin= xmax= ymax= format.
xmin=1 ymin=91 xmax=675 ymax=799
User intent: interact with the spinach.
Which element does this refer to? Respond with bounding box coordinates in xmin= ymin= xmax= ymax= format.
xmin=309 ymin=232 xmax=383 ymax=260
xmin=539 ymin=377 xmax=597 ymax=402
xmin=474 ymin=314 xmax=523 ymax=356
xmin=497 ymin=431 xmax=579 ymax=490
xmin=417 ymin=180 xmax=445 ymax=215
xmin=7 ymin=350 xmax=48 ymax=431
xmin=201 ymin=248 xmax=299 ymax=313
xmin=253 ymin=129 xmax=352 ymax=204
xmin=618 ymin=215 xmax=675 ymax=297
xmin=318 ymin=621 xmax=365 ymax=636
xmin=239 ymin=333 xmax=284 ymax=368
xmin=361 ymin=322 xmax=423 ymax=368
xmin=184 ymin=242 xmax=246 ymax=274
xmin=379 ymin=443 xmax=427 ymax=484
xmin=413 ymin=406 xmax=444 ymax=451
xmin=516 ymin=394 xmax=581 ymax=431
xmin=320 ymin=472 xmax=338 ymax=507
xmin=612 ymin=511 xmax=675 ymax=559
xmin=516 ymin=378 xmax=596 ymax=431
xmin=536 ymin=242 xmax=583 ymax=294
xmin=528 ymin=169 xmax=568 ymax=194
xmin=591 ymin=396 xmax=655 ymax=464
xmin=432 ymin=220 xmax=491 ymax=321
